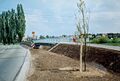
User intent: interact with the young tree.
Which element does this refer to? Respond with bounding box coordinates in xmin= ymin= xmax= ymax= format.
xmin=76 ymin=0 xmax=89 ymax=72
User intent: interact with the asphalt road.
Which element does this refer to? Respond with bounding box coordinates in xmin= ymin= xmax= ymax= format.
xmin=0 ymin=45 xmax=27 ymax=81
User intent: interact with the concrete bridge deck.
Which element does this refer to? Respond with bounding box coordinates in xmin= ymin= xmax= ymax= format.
xmin=33 ymin=41 xmax=120 ymax=51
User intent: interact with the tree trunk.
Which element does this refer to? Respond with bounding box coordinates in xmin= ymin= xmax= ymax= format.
xmin=80 ymin=35 xmax=83 ymax=72
xmin=83 ymin=37 xmax=87 ymax=71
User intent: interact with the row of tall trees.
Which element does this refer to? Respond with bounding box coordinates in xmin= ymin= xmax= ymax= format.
xmin=0 ymin=4 xmax=25 ymax=45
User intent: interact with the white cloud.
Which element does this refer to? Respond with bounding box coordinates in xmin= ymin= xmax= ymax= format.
xmin=89 ymin=11 xmax=120 ymax=33
xmin=25 ymin=9 xmax=53 ymax=35
xmin=25 ymin=0 xmax=120 ymax=35
xmin=40 ymin=0 xmax=77 ymax=24
xmin=86 ymin=0 xmax=120 ymax=12
xmin=90 ymin=11 xmax=120 ymax=21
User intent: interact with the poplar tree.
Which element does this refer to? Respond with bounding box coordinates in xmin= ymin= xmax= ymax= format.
xmin=17 ymin=4 xmax=26 ymax=42
xmin=1 ymin=12 xmax=7 ymax=45
xmin=9 ymin=9 xmax=17 ymax=44
xmin=5 ymin=11 xmax=11 ymax=44
xmin=0 ymin=4 xmax=26 ymax=44
xmin=0 ymin=15 xmax=2 ymax=42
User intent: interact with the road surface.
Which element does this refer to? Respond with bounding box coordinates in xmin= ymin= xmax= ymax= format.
xmin=0 ymin=45 xmax=27 ymax=81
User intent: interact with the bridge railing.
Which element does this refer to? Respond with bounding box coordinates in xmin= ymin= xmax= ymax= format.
xmin=33 ymin=37 xmax=73 ymax=44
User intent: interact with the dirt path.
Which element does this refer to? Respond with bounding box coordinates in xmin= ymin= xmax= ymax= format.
xmin=27 ymin=49 xmax=120 ymax=81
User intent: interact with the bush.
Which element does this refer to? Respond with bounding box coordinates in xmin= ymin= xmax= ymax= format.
xmin=98 ymin=36 xmax=109 ymax=43
xmin=91 ymin=36 xmax=109 ymax=44
xmin=91 ymin=36 xmax=120 ymax=44
xmin=111 ymin=38 xmax=120 ymax=43
xmin=91 ymin=38 xmax=100 ymax=44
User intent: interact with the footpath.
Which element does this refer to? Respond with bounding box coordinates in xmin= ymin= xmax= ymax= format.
xmin=0 ymin=45 xmax=30 ymax=81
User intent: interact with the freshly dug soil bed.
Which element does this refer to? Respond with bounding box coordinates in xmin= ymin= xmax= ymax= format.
xmin=28 ymin=49 xmax=120 ymax=81
xmin=51 ymin=44 xmax=120 ymax=73
xmin=40 ymin=46 xmax=52 ymax=50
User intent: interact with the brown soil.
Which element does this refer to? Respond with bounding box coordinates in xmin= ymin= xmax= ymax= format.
xmin=51 ymin=44 xmax=120 ymax=73
xmin=40 ymin=46 xmax=52 ymax=50
xmin=27 ymin=49 xmax=120 ymax=81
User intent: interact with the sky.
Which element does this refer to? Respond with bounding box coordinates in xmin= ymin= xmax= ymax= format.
xmin=0 ymin=0 xmax=120 ymax=36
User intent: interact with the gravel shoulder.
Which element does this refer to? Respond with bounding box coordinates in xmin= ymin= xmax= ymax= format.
xmin=27 ymin=49 xmax=120 ymax=81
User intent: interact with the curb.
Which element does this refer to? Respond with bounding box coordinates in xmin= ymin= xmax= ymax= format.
xmin=14 ymin=49 xmax=31 ymax=81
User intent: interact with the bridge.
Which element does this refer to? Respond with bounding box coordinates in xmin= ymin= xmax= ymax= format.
xmin=23 ymin=37 xmax=90 ymax=49
xmin=23 ymin=37 xmax=120 ymax=52
xmin=31 ymin=37 xmax=73 ymax=48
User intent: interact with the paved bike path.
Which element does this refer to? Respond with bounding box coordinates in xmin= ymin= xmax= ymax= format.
xmin=0 ymin=45 xmax=27 ymax=81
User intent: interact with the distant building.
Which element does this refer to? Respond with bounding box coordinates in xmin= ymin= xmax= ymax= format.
xmin=107 ymin=33 xmax=120 ymax=38
xmin=89 ymin=33 xmax=120 ymax=40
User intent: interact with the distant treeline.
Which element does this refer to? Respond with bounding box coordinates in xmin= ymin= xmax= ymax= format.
xmin=0 ymin=4 xmax=25 ymax=45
